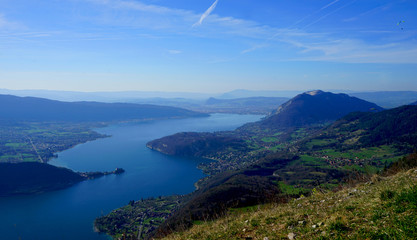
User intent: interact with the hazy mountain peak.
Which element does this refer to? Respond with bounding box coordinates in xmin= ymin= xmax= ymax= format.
xmin=305 ymin=90 xmax=324 ymax=96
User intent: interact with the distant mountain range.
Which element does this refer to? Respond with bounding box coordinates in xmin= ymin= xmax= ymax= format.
xmin=2 ymin=88 xmax=417 ymax=111
xmin=133 ymin=97 xmax=290 ymax=115
xmin=200 ymin=97 xmax=289 ymax=114
xmin=0 ymin=94 xmax=207 ymax=122
xmin=349 ymin=91 xmax=417 ymax=108
xmin=0 ymin=89 xmax=213 ymax=102
xmin=218 ymin=89 xmax=304 ymax=99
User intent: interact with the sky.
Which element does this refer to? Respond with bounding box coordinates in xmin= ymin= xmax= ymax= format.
xmin=0 ymin=0 xmax=416 ymax=93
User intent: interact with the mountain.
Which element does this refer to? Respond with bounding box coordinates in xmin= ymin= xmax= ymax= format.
xmin=149 ymin=105 xmax=417 ymax=238
xmin=255 ymin=90 xmax=383 ymax=129
xmin=0 ymin=94 xmax=207 ymax=122
xmin=147 ymin=90 xmax=384 ymax=163
xmin=107 ymin=101 xmax=417 ymax=239
xmin=349 ymin=91 xmax=417 ymax=108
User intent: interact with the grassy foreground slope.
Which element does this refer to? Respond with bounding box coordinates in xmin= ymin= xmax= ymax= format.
xmin=163 ymin=164 xmax=417 ymax=239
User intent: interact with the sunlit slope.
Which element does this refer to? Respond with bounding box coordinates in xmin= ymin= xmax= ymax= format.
xmin=163 ymin=166 xmax=417 ymax=240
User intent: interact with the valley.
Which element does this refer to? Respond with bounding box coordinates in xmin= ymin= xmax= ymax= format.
xmin=99 ymin=90 xmax=417 ymax=239
xmin=0 ymin=122 xmax=107 ymax=163
xmin=3 ymin=1 xmax=417 ymax=239
xmin=1 ymin=90 xmax=417 ymax=239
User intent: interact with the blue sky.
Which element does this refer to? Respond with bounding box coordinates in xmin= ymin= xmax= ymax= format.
xmin=0 ymin=0 xmax=416 ymax=93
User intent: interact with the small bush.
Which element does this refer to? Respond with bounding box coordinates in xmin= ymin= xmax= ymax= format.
xmin=371 ymin=209 xmax=387 ymax=222
xmin=380 ymin=190 xmax=396 ymax=201
xmin=366 ymin=231 xmax=391 ymax=240
xmin=345 ymin=205 xmax=356 ymax=212
xmin=329 ymin=219 xmax=349 ymax=233
xmin=265 ymin=217 xmax=277 ymax=224
xmin=250 ymin=219 xmax=260 ymax=227
xmin=285 ymin=219 xmax=298 ymax=228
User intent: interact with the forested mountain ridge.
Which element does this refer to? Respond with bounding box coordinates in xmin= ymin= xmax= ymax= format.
xmin=0 ymin=94 xmax=207 ymax=122
xmin=308 ymin=105 xmax=417 ymax=150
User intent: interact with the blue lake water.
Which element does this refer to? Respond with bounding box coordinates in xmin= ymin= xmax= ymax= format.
xmin=0 ymin=114 xmax=262 ymax=240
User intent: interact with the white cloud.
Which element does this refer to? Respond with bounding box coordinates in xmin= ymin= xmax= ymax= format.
xmin=0 ymin=14 xmax=21 ymax=29
xmin=193 ymin=0 xmax=219 ymax=27
xmin=84 ymin=0 xmax=272 ymax=39
xmin=81 ymin=0 xmax=417 ymax=64
xmin=283 ymin=37 xmax=417 ymax=64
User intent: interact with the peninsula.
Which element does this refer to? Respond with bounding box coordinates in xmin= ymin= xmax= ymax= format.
xmin=0 ymin=162 xmax=125 ymax=197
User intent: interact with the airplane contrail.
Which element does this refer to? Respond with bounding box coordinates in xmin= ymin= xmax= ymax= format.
xmin=193 ymin=0 xmax=219 ymax=27
xmin=242 ymin=0 xmax=345 ymax=54
xmin=289 ymin=0 xmax=341 ymax=28
xmin=321 ymin=0 xmax=341 ymax=11
xmin=303 ymin=0 xmax=357 ymax=29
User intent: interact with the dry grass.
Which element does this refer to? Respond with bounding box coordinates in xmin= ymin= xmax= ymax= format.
xmin=160 ymin=168 xmax=417 ymax=240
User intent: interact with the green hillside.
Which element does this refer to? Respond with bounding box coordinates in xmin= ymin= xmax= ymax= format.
xmin=163 ymin=162 xmax=417 ymax=240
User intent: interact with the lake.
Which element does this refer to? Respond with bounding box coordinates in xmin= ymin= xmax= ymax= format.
xmin=0 ymin=114 xmax=262 ymax=240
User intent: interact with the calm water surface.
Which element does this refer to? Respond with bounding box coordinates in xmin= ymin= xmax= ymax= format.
xmin=0 ymin=114 xmax=262 ymax=240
